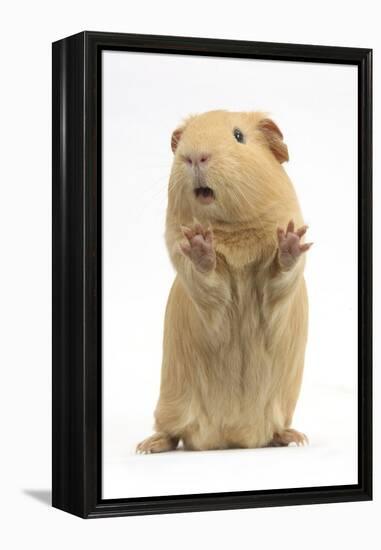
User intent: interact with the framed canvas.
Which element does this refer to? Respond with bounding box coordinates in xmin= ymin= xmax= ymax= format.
xmin=52 ymin=31 xmax=372 ymax=518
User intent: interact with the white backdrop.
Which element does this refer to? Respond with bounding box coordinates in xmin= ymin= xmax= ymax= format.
xmin=1 ymin=1 xmax=379 ymax=548
xmin=103 ymin=51 xmax=358 ymax=497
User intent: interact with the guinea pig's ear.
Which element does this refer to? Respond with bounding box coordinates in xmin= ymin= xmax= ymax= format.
xmin=171 ymin=127 xmax=184 ymax=153
xmin=257 ymin=118 xmax=289 ymax=163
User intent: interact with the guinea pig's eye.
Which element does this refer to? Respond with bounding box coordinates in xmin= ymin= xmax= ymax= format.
xmin=233 ymin=128 xmax=245 ymax=143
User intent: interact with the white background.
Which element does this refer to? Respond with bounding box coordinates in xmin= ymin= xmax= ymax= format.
xmin=0 ymin=1 xmax=378 ymax=549
xmin=103 ymin=52 xmax=358 ymax=498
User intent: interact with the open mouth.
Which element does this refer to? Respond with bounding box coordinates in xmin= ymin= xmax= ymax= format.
xmin=194 ymin=186 xmax=215 ymax=205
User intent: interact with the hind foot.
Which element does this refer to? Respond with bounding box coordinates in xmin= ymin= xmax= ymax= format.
xmin=270 ymin=428 xmax=309 ymax=447
xmin=136 ymin=432 xmax=179 ymax=454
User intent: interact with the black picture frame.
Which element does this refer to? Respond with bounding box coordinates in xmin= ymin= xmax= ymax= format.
xmin=52 ymin=31 xmax=373 ymax=519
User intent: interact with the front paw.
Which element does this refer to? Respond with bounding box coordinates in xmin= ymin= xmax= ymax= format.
xmin=277 ymin=220 xmax=313 ymax=270
xmin=179 ymin=222 xmax=216 ymax=273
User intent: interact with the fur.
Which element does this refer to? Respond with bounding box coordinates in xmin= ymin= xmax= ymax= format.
xmin=137 ymin=110 xmax=310 ymax=453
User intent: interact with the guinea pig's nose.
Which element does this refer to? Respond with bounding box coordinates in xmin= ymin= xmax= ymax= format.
xmin=184 ymin=153 xmax=211 ymax=167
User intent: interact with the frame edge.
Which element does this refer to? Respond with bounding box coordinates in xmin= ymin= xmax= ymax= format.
xmin=52 ymin=32 xmax=88 ymax=518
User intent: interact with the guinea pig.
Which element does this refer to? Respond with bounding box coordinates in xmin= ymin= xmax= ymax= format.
xmin=136 ymin=110 xmax=312 ymax=453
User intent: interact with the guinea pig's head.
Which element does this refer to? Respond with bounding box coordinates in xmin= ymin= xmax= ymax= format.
xmin=167 ymin=110 xmax=298 ymax=226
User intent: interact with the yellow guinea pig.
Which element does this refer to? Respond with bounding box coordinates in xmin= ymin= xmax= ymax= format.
xmin=137 ymin=110 xmax=312 ymax=453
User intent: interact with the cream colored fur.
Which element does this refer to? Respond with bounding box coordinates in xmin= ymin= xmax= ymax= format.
xmin=137 ymin=110 xmax=310 ymax=453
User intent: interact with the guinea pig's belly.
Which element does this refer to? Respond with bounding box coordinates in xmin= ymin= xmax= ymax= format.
xmin=179 ymin=310 xmax=280 ymax=450
xmin=162 ymin=275 xmax=291 ymax=449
